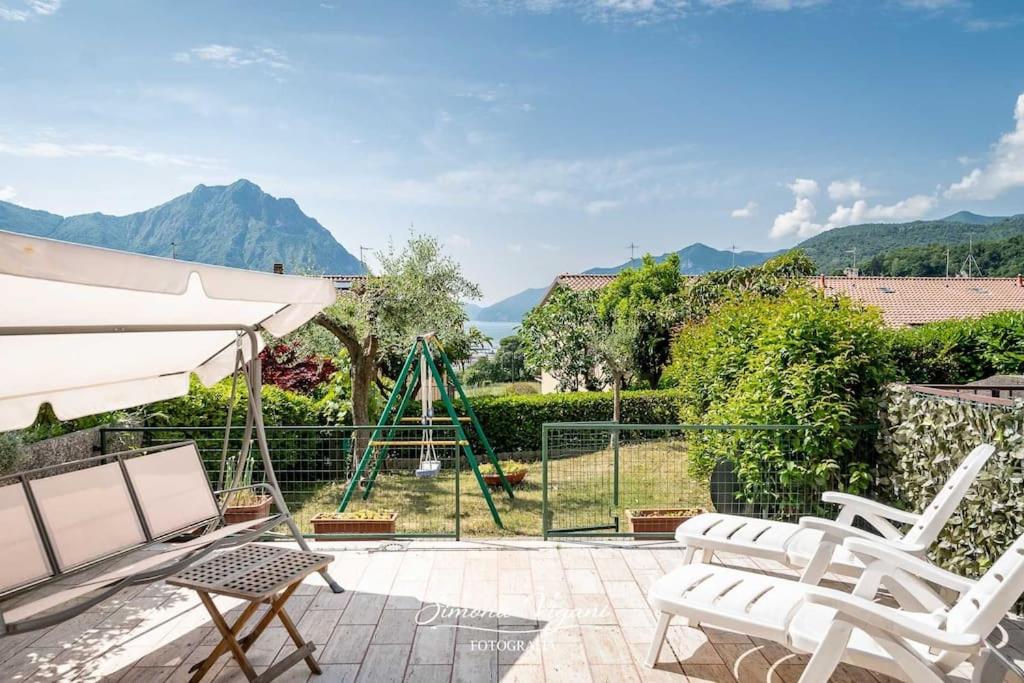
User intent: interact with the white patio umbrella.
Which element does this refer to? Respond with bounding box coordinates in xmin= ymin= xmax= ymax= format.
xmin=0 ymin=229 xmax=343 ymax=592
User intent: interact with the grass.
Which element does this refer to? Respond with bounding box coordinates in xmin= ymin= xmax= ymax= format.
xmin=462 ymin=381 xmax=541 ymax=398
xmin=285 ymin=440 xmax=710 ymax=537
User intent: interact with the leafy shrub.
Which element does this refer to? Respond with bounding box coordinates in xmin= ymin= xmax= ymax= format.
xmin=260 ymin=342 xmax=336 ymax=395
xmin=665 ymin=288 xmax=892 ymax=497
xmin=877 ymin=384 xmax=1024 ymax=578
xmin=442 ymin=390 xmax=686 ymax=453
xmin=0 ymin=432 xmax=24 ymax=474
xmin=504 ymin=382 xmax=540 ymax=396
xmin=888 ymin=311 xmax=1024 ymax=384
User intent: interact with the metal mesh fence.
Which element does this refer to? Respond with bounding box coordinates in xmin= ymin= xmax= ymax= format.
xmin=99 ymin=426 xmax=461 ymax=538
xmin=542 ymin=423 xmax=851 ymax=538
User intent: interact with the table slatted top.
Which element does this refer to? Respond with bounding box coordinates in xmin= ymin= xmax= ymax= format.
xmin=167 ymin=545 xmax=332 ymax=601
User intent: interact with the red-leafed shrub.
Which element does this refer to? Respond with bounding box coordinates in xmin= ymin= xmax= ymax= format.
xmin=260 ymin=342 xmax=336 ymax=395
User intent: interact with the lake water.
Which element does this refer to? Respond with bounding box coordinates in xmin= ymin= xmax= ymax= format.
xmin=467 ymin=320 xmax=519 ymax=343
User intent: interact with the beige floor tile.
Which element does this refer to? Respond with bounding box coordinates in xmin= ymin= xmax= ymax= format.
xmin=566 ymin=569 xmax=603 ymax=595
xmin=453 ymin=642 xmax=498 ymax=683
xmin=603 ymin=581 xmax=646 ymax=610
xmin=297 ymin=608 xmax=343 ymax=646
xmin=590 ymin=664 xmax=641 ymax=682
xmin=339 ymin=593 xmax=387 ymax=625
xmin=581 ymin=626 xmax=634 ymax=666
xmin=573 ymin=594 xmax=616 ymax=626
xmin=409 ymin=625 xmax=456 ymax=666
xmin=373 ymin=609 xmax=420 ymax=645
xmin=682 ymin=663 xmax=737 ymax=683
xmin=404 ymin=664 xmax=452 ymax=682
xmin=320 ymin=624 xmax=374 ymax=664
xmin=500 ymin=663 xmax=546 ymax=682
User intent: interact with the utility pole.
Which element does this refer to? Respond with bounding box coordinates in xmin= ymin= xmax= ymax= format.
xmin=730 ymin=244 xmax=737 ymax=269
xmin=170 ymin=241 xmax=177 ymax=260
xmin=627 ymin=242 xmax=639 ymax=262
xmin=945 ymin=248 xmax=951 ymax=278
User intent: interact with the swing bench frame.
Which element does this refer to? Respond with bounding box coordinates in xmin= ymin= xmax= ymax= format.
xmin=337 ymin=334 xmax=515 ymax=529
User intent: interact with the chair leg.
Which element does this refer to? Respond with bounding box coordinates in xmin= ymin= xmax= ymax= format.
xmin=798 ymin=621 xmax=851 ymax=683
xmin=798 ymin=541 xmax=834 ymax=585
xmin=645 ymin=612 xmax=672 ymax=668
xmin=972 ymin=649 xmax=1007 ymax=683
xmin=682 ymin=546 xmax=696 ymax=564
xmin=701 ymin=548 xmax=714 ymax=563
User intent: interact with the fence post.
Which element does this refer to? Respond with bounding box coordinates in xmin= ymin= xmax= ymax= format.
xmin=612 ymin=426 xmax=620 ymax=532
xmin=542 ymin=425 xmax=549 ymax=539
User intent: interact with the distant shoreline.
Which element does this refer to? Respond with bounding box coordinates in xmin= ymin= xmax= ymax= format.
xmin=467 ymin=320 xmax=518 ymax=343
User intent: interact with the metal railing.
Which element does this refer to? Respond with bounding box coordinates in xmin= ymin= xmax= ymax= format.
xmin=100 ymin=426 xmax=462 ymax=539
xmin=541 ymin=423 xmax=868 ymax=538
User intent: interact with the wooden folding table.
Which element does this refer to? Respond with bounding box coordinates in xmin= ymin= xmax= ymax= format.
xmin=167 ymin=544 xmax=334 ymax=682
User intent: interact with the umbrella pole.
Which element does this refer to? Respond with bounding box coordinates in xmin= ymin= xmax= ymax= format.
xmin=243 ymin=330 xmax=344 ymax=594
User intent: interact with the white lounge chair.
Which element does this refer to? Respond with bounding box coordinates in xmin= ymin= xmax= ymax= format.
xmin=646 ymin=534 xmax=1024 ymax=682
xmin=677 ymin=443 xmax=995 ymax=583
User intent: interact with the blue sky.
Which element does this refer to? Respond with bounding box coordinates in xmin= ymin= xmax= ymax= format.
xmin=1 ymin=0 xmax=1023 ymax=302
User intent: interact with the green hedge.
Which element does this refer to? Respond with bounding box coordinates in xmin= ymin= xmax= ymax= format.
xmin=446 ymin=390 xmax=687 ymax=454
xmin=877 ymin=384 xmax=1024 ymax=577
xmin=888 ymin=311 xmax=1024 ymax=384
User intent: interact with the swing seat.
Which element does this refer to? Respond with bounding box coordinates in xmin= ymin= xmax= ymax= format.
xmin=415 ymin=461 xmax=442 ymax=478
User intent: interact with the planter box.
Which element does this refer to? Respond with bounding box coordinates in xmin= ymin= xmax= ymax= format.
xmin=223 ymin=495 xmax=272 ymax=525
xmin=310 ymin=513 xmax=398 ymax=538
xmin=626 ymin=508 xmax=703 ymax=536
xmin=484 ymin=470 xmax=527 ymax=488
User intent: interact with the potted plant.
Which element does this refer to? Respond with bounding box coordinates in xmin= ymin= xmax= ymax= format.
xmin=310 ymin=509 xmax=398 ymax=538
xmin=479 ymin=461 xmax=528 ymax=487
xmin=625 ymin=508 xmax=704 ymax=536
xmin=221 ymin=455 xmax=272 ymax=524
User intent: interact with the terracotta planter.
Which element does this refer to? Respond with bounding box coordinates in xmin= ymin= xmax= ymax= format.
xmin=222 ymin=495 xmax=272 ymax=524
xmin=626 ymin=508 xmax=703 ymax=536
xmin=484 ymin=469 xmax=527 ymax=488
xmin=310 ymin=513 xmax=398 ymax=539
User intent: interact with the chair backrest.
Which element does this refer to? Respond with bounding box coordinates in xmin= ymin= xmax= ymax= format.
xmin=903 ymin=444 xmax=995 ymax=546
xmin=29 ymin=461 xmax=146 ymax=572
xmin=941 ymin=532 xmax=1024 ymax=664
xmin=123 ymin=443 xmax=219 ymax=538
xmin=0 ymin=483 xmax=53 ymax=594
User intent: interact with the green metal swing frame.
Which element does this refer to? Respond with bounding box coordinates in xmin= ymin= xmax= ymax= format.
xmin=336 ymin=334 xmax=514 ymax=529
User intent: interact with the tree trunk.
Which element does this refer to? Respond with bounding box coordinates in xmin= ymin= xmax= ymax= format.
xmin=613 ymin=373 xmax=622 ymax=423
xmin=313 ymin=315 xmax=378 ymax=458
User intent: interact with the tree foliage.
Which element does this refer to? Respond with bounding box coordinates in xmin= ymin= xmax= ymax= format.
xmin=520 ymin=288 xmax=604 ymax=392
xmin=860 ymin=234 xmax=1024 ymax=277
xmin=260 ymin=342 xmax=336 ymax=395
xmin=596 ymin=254 xmax=684 ymax=388
xmin=463 ymin=334 xmax=530 ymax=385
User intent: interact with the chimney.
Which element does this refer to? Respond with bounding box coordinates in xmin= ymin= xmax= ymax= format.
xmin=272 ymin=263 xmax=284 ymax=275
xmin=818 ymin=273 xmax=825 ymax=288
xmin=1018 ymin=274 xmax=1023 ymax=287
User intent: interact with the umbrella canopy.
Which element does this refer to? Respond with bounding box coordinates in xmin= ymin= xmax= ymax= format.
xmin=0 ymin=230 xmax=336 ymax=431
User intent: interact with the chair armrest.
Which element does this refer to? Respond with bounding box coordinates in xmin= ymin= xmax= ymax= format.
xmin=798 ymin=518 xmax=927 ymax=554
xmin=803 ymin=587 xmax=981 ymax=652
xmin=821 ymin=492 xmax=920 ymax=525
xmin=843 ymin=538 xmax=976 ymax=594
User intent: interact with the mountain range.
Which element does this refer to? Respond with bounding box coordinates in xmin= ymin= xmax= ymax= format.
xmin=0 ymin=179 xmax=364 ymax=274
xmin=471 ymin=211 xmax=1024 ymax=323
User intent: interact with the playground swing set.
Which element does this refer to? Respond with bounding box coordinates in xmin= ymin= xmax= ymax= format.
xmin=336 ymin=334 xmax=515 ymax=529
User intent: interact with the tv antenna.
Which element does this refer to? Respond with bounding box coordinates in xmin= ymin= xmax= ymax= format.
xmin=845 ymin=247 xmax=858 ymax=277
xmin=959 ymin=234 xmax=981 ymax=277
xmin=170 ymin=241 xmax=177 ymax=260
xmin=627 ymin=242 xmax=639 ymax=262
xmin=730 ymin=244 xmax=737 ymax=269
xmin=359 ymin=245 xmax=371 ymax=273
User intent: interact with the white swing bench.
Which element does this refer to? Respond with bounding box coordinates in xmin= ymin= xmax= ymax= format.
xmin=646 ymin=534 xmax=1024 ymax=682
xmin=676 ymin=443 xmax=996 ymax=584
xmin=0 ymin=441 xmax=284 ymax=635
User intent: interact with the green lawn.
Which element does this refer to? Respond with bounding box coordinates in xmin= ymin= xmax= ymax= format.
xmin=286 ymin=440 xmax=710 ymax=537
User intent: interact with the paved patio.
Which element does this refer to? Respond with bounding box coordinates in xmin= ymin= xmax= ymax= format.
xmin=1 ymin=539 xmax=1021 ymax=682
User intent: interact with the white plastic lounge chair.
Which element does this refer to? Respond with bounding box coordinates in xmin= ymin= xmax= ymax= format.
xmin=646 ymin=534 xmax=1024 ymax=682
xmin=0 ymin=441 xmax=289 ymax=635
xmin=676 ymin=443 xmax=995 ymax=583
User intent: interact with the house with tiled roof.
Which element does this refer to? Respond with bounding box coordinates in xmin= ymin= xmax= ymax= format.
xmin=541 ymin=272 xmax=1024 ymax=328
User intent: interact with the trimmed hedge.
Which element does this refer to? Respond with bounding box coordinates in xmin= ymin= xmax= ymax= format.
xmin=448 ymin=390 xmax=687 ymax=454
xmin=877 ymin=384 xmax=1024 ymax=577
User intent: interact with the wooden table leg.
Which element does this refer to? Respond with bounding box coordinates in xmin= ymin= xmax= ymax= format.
xmin=273 ymin=582 xmax=323 ymax=675
xmin=194 ymin=591 xmax=260 ymax=682
xmin=236 ymin=582 xmax=300 ymax=652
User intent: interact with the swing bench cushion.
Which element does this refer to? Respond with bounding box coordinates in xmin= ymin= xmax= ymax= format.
xmin=0 ymin=441 xmax=279 ymax=633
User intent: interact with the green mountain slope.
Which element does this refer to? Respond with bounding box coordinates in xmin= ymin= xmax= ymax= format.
xmin=0 ymin=179 xmax=364 ymax=274
xmin=585 ymin=242 xmax=782 ymax=275
xmin=861 ymin=234 xmax=1024 ymax=277
xmin=796 ymin=214 xmax=1024 ymax=274
xmin=474 ymin=287 xmax=549 ymax=322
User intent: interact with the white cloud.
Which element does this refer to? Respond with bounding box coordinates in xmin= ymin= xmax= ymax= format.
xmin=446 ymin=233 xmax=472 ymax=249
xmin=730 ymin=200 xmax=757 ymax=218
xmin=827 ymin=178 xmax=870 ymax=201
xmin=507 ymin=243 xmax=524 ymax=253
xmin=895 ymin=0 xmax=961 ymax=8
xmin=945 ymin=92 xmax=1024 ymax=200
xmin=0 ymin=136 xmax=223 ymax=169
xmin=462 ymin=0 xmax=689 ymax=24
xmin=827 ymin=194 xmax=936 ymax=228
xmin=957 ymin=154 xmax=979 ymax=166
xmin=1 ymin=0 xmax=59 ymax=21
xmin=770 ymin=176 xmax=934 ymax=238
xmin=787 ymin=177 xmax=819 ymax=198
xmin=963 ymin=17 xmax=1018 ymax=32
xmin=585 ymin=199 xmax=621 ymax=215
xmin=0 ymin=185 xmax=16 ymax=201
xmin=173 ymin=45 xmax=291 ymax=73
